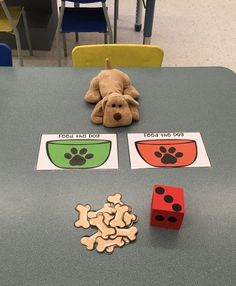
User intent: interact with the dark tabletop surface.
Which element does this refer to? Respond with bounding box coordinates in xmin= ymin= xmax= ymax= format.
xmin=0 ymin=67 xmax=235 ymax=286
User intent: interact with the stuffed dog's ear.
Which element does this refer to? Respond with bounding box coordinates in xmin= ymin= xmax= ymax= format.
xmin=91 ymin=97 xmax=109 ymax=124
xmin=101 ymin=96 xmax=109 ymax=111
xmin=123 ymin=94 xmax=139 ymax=106
xmin=91 ymin=100 xmax=104 ymax=124
xmin=124 ymin=94 xmax=140 ymax=121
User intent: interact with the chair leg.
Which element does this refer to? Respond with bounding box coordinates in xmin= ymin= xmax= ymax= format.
xmin=117 ymin=0 xmax=119 ymax=19
xmin=75 ymin=33 xmax=79 ymax=43
xmin=74 ymin=2 xmax=79 ymax=43
xmin=57 ymin=32 xmax=62 ymax=66
xmin=14 ymin=28 xmax=23 ymax=66
xmin=104 ymin=33 xmax=108 ymax=44
xmin=102 ymin=3 xmax=113 ymax=44
xmin=56 ymin=1 xmax=65 ymax=66
xmin=22 ymin=8 xmax=33 ymax=56
xmin=114 ymin=0 xmax=119 ymax=43
xmin=108 ymin=30 xmax=113 ymax=44
xmin=63 ymin=33 xmax=67 ymax=57
xmin=135 ymin=0 xmax=143 ymax=32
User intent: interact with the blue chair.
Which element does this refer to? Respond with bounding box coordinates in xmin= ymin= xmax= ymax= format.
xmin=0 ymin=0 xmax=33 ymax=66
xmin=0 ymin=43 xmax=13 ymax=66
xmin=57 ymin=0 xmax=113 ymax=66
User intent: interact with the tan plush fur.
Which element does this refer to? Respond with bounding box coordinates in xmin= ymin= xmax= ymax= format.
xmin=85 ymin=59 xmax=140 ymax=128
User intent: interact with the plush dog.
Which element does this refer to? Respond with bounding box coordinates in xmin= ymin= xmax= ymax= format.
xmin=85 ymin=59 xmax=140 ymax=128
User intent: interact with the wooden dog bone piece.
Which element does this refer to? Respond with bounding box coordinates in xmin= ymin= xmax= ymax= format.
xmin=107 ymin=193 xmax=124 ymax=205
xmin=110 ymin=226 xmax=138 ymax=242
xmin=103 ymin=213 xmax=114 ymax=225
xmin=90 ymin=214 xmax=116 ymax=239
xmin=105 ymin=246 xmax=116 ymax=254
xmin=74 ymin=204 xmax=91 ymax=229
xmin=96 ymin=236 xmax=124 ymax=253
xmin=105 ymin=243 xmax=123 ymax=254
xmin=110 ymin=205 xmax=129 ymax=228
xmin=87 ymin=203 xmax=116 ymax=219
xmin=80 ymin=231 xmax=102 ymax=251
xmin=123 ymin=212 xmax=137 ymax=227
xmin=123 ymin=237 xmax=130 ymax=244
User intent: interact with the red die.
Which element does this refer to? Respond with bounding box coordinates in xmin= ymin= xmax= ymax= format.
xmin=150 ymin=184 xmax=185 ymax=230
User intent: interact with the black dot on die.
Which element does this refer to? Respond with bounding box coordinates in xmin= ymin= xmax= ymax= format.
xmin=168 ymin=217 xmax=177 ymax=223
xmin=155 ymin=187 xmax=165 ymax=195
xmin=172 ymin=203 xmax=182 ymax=212
xmin=164 ymin=195 xmax=173 ymax=203
xmin=155 ymin=215 xmax=165 ymax=221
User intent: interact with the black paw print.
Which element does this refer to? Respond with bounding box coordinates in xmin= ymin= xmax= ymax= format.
xmin=64 ymin=148 xmax=94 ymax=166
xmin=154 ymin=146 xmax=183 ymax=164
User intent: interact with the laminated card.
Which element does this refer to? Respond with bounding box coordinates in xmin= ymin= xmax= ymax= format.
xmin=36 ymin=134 xmax=118 ymax=170
xmin=128 ymin=132 xmax=211 ymax=169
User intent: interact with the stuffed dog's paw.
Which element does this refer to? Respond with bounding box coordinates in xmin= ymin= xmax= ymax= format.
xmin=84 ymin=77 xmax=102 ymax=103
xmin=123 ymin=85 xmax=139 ymax=99
xmin=122 ymin=73 xmax=139 ymax=99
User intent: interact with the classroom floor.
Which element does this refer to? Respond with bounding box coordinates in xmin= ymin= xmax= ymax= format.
xmin=12 ymin=0 xmax=236 ymax=72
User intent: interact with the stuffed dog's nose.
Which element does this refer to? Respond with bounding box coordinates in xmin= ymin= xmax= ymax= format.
xmin=113 ymin=112 xmax=122 ymax=121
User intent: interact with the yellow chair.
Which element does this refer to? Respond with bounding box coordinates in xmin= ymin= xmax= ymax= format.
xmin=0 ymin=0 xmax=33 ymax=66
xmin=72 ymin=44 xmax=164 ymax=67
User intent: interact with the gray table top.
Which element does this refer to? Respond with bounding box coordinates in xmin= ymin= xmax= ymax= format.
xmin=0 ymin=67 xmax=235 ymax=286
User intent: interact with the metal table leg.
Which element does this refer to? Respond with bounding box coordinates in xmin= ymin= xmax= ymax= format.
xmin=135 ymin=0 xmax=143 ymax=32
xmin=143 ymin=0 xmax=156 ymax=44
xmin=114 ymin=0 xmax=156 ymax=44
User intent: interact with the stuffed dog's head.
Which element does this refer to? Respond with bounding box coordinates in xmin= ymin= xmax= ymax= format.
xmin=91 ymin=93 xmax=139 ymax=127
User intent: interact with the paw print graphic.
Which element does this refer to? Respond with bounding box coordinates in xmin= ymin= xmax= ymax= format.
xmin=64 ymin=148 xmax=94 ymax=166
xmin=154 ymin=146 xmax=183 ymax=165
